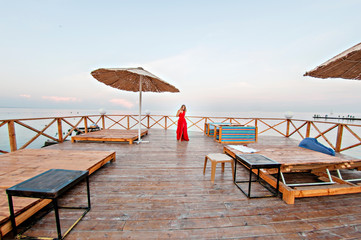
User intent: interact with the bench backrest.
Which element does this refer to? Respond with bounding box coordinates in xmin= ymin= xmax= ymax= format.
xmin=204 ymin=122 xmax=231 ymax=136
xmin=217 ymin=126 xmax=257 ymax=144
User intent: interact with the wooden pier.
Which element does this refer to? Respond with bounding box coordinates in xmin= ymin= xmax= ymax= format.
xmin=2 ymin=129 xmax=361 ymax=239
xmin=313 ymin=115 xmax=361 ymax=121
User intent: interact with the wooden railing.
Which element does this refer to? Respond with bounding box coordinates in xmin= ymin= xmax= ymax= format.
xmin=1 ymin=115 xmax=361 ymax=155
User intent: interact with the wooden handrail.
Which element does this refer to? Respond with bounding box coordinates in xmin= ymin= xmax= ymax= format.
xmin=17 ymin=119 xmax=58 ymax=150
xmin=311 ymin=122 xmax=336 ymax=150
xmin=2 ymin=114 xmax=361 ymax=154
xmin=257 ymin=119 xmax=287 ymax=136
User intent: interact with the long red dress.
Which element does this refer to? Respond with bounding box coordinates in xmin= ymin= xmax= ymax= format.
xmin=177 ymin=111 xmax=189 ymax=141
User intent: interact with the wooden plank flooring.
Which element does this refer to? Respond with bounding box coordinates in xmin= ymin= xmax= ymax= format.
xmin=3 ymin=129 xmax=361 ymax=239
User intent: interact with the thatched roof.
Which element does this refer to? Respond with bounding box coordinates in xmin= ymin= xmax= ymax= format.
xmin=304 ymin=42 xmax=361 ymax=80
xmin=91 ymin=67 xmax=180 ymax=93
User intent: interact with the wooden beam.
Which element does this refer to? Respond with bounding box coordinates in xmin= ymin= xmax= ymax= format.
xmin=288 ymin=121 xmax=306 ymax=138
xmin=61 ymin=118 xmax=84 ymax=140
xmin=311 ymin=122 xmax=336 ymax=150
xmin=19 ymin=119 xmax=58 ymax=150
xmin=306 ymin=121 xmax=311 ymax=137
xmin=149 ymin=116 xmax=165 ymax=129
xmin=258 ymin=119 xmax=286 ymax=136
xmin=15 ymin=120 xmax=58 ymax=142
xmin=84 ymin=116 xmax=88 ymax=133
xmin=107 ymin=116 xmax=127 ymax=129
xmin=57 ymin=118 xmax=63 ymax=143
xmin=286 ymin=119 xmax=290 ymax=137
xmin=101 ymin=115 xmax=105 ymax=129
xmin=336 ymin=124 xmax=344 ymax=152
xmin=8 ymin=121 xmax=17 ymax=152
xmin=186 ymin=117 xmax=205 ymax=131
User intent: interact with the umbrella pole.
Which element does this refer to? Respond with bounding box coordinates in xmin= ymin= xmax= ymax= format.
xmin=138 ymin=76 xmax=142 ymax=143
xmin=136 ymin=75 xmax=149 ymax=144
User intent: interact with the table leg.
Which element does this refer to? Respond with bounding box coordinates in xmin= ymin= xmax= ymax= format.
xmin=231 ymin=159 xmax=235 ymax=179
xmin=203 ymin=157 xmax=208 ymax=174
xmin=53 ymin=198 xmax=62 ymax=240
xmin=233 ymin=159 xmax=237 ymax=183
xmin=7 ymin=194 xmax=17 ymax=237
xmin=86 ymin=176 xmax=91 ymax=210
xmin=211 ymin=162 xmax=217 ymax=184
xmin=248 ymin=168 xmax=252 ymax=198
xmin=276 ymin=167 xmax=281 ymax=196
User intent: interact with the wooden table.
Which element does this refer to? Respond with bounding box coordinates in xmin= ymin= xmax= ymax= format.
xmin=7 ymin=169 xmax=90 ymax=240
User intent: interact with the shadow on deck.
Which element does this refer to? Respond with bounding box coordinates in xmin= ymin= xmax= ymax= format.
xmin=4 ymin=129 xmax=361 ymax=239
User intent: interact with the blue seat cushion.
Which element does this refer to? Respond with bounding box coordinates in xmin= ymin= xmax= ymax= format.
xmin=299 ymin=138 xmax=335 ymax=156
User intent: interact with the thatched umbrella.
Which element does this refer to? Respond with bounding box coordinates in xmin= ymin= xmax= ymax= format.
xmin=304 ymin=42 xmax=361 ymax=80
xmin=91 ymin=67 xmax=180 ymax=143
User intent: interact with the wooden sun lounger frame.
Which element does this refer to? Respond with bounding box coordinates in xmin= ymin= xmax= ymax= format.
xmin=71 ymin=129 xmax=148 ymax=144
xmin=204 ymin=122 xmax=231 ymax=136
xmin=223 ymin=146 xmax=361 ymax=204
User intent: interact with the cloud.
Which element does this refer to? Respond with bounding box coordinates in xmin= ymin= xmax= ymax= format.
xmin=20 ymin=94 xmax=31 ymax=98
xmin=109 ymin=98 xmax=134 ymax=108
xmin=42 ymin=96 xmax=79 ymax=102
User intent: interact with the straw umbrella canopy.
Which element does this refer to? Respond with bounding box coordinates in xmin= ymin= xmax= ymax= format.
xmin=91 ymin=67 xmax=180 ymax=143
xmin=304 ymin=42 xmax=361 ymax=80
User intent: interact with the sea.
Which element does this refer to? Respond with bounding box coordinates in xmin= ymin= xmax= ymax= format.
xmin=2 ymin=107 xmax=361 ymax=158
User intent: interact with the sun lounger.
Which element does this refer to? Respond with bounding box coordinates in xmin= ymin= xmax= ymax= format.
xmin=71 ymin=129 xmax=148 ymax=144
xmin=224 ymin=145 xmax=361 ymax=204
xmin=215 ymin=125 xmax=257 ymax=144
xmin=204 ymin=122 xmax=231 ymax=136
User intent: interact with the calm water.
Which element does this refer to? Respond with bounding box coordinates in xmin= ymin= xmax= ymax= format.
xmin=2 ymin=108 xmax=361 ymax=158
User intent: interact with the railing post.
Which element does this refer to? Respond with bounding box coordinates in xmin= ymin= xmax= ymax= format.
xmin=8 ymin=121 xmax=17 ymax=152
xmin=84 ymin=117 xmax=88 ymax=133
xmin=147 ymin=115 xmax=150 ymax=129
xmin=101 ymin=115 xmax=105 ymax=129
xmin=286 ymin=119 xmax=290 ymax=137
xmin=202 ymin=117 xmax=206 ymax=132
xmin=165 ymin=116 xmax=168 ymax=130
xmin=57 ymin=118 xmax=63 ymax=143
xmin=127 ymin=115 xmax=130 ymax=130
xmin=335 ymin=124 xmax=344 ymax=152
xmin=306 ymin=121 xmax=311 ymax=138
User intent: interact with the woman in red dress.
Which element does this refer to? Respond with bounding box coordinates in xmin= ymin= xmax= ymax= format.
xmin=176 ymin=104 xmax=189 ymax=142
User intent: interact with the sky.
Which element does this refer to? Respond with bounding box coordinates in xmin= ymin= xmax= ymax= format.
xmin=1 ymin=0 xmax=361 ymax=116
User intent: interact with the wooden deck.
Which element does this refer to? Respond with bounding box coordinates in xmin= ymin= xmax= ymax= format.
xmin=71 ymin=129 xmax=149 ymax=144
xmin=3 ymin=129 xmax=361 ymax=239
xmin=0 ymin=149 xmax=115 ymax=238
